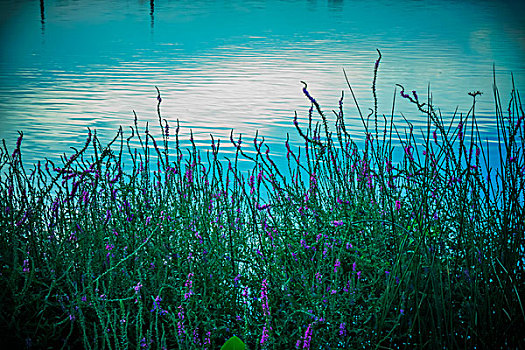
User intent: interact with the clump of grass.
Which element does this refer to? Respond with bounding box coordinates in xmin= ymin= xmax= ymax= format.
xmin=0 ymin=52 xmax=523 ymax=349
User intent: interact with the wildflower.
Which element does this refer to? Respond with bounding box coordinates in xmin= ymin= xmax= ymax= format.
xmin=133 ymin=282 xmax=143 ymax=293
xmin=404 ymin=145 xmax=413 ymax=161
xmin=184 ymin=273 xmax=194 ymax=299
xmin=331 ymin=220 xmax=344 ymax=227
xmin=11 ymin=132 xmax=23 ymax=158
xmin=257 ymin=203 xmax=270 ymax=210
xmin=177 ymin=305 xmax=185 ymax=335
xmin=334 ymin=259 xmax=341 ymax=273
xmin=352 ymin=262 xmax=356 ymax=272
xmin=151 ymin=295 xmax=167 ymax=315
xmin=303 ymin=323 xmax=313 ymax=349
xmin=204 ymin=331 xmax=211 ymax=346
xmin=315 ymin=272 xmax=322 ymax=283
xmin=242 ymin=286 xmax=249 ymax=303
xmin=233 ymin=274 xmax=241 ymax=287
xmin=260 ymin=325 xmax=270 ymax=345
xmin=339 ymin=322 xmax=347 ymax=337
xmin=22 ymin=259 xmax=30 ymax=273
xmin=261 ymin=279 xmax=270 ymax=317
xmin=395 ymin=200 xmax=401 ymax=211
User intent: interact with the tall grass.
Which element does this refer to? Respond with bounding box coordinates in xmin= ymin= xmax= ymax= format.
xmin=1 ymin=55 xmax=523 ymax=349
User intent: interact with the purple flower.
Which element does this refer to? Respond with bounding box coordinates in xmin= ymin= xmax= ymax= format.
xmin=395 ymin=200 xmax=401 ymax=211
xmin=140 ymin=337 xmax=150 ymax=349
xmin=339 ymin=322 xmax=347 ymax=337
xmin=260 ymin=325 xmax=270 ymax=345
xmin=233 ymin=274 xmax=241 ymax=287
xmin=261 ymin=279 xmax=270 ymax=317
xmin=302 ymin=323 xmax=313 ymax=349
xmin=404 ymin=145 xmax=413 ymax=160
xmin=184 ymin=273 xmax=194 ymax=300
xmin=151 ymin=296 xmax=162 ymax=312
xmin=22 ymin=259 xmax=30 ymax=273
xmin=177 ymin=305 xmax=185 ymax=335
xmin=400 ymin=89 xmax=410 ymax=99
xmin=315 ymin=272 xmax=322 ymax=283
xmin=257 ymin=203 xmax=270 ymax=210
xmin=334 ymin=259 xmax=341 ymax=273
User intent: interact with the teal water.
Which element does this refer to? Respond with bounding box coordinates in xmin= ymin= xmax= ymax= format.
xmin=0 ymin=0 xmax=524 ymax=166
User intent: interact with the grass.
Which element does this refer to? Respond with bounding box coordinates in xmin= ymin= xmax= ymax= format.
xmin=0 ymin=53 xmax=524 ymax=349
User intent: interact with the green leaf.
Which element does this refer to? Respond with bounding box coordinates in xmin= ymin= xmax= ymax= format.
xmin=220 ymin=336 xmax=246 ymax=350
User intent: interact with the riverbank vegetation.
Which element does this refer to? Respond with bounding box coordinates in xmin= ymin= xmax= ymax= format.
xmin=1 ymin=56 xmax=523 ymax=349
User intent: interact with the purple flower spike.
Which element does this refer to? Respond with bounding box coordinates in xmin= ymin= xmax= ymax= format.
xmin=302 ymin=323 xmax=313 ymax=350
xmin=395 ymin=200 xmax=401 ymax=211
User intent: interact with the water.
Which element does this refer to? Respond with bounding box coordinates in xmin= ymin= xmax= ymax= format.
xmin=0 ymin=0 xmax=524 ymax=168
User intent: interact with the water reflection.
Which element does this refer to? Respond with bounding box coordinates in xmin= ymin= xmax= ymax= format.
xmin=0 ymin=0 xmax=523 ymax=168
xmin=150 ymin=0 xmax=154 ymax=34
xmin=40 ymin=0 xmax=45 ymax=35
